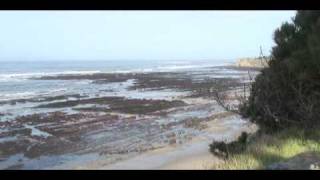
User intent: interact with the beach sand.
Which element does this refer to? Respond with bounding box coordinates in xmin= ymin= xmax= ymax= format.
xmin=69 ymin=114 xmax=257 ymax=170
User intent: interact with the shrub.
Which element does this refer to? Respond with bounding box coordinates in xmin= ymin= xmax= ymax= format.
xmin=241 ymin=11 xmax=320 ymax=131
xmin=209 ymin=132 xmax=249 ymax=159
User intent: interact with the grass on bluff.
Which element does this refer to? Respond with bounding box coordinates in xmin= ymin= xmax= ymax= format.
xmin=211 ymin=128 xmax=320 ymax=169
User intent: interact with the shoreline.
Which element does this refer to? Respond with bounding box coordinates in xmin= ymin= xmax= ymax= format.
xmin=59 ymin=114 xmax=257 ymax=170
xmin=0 ymin=65 xmax=259 ymax=169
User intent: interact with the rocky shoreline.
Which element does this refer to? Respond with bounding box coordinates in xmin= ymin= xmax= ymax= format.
xmin=0 ymin=65 xmax=260 ymax=169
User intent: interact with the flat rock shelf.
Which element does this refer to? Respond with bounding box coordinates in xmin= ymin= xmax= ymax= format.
xmin=0 ymin=65 xmax=260 ymax=169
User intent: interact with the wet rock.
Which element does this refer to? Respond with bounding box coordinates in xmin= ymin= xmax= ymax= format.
xmin=166 ymin=132 xmax=176 ymax=139
xmin=0 ymin=94 xmax=85 ymax=106
xmin=0 ymin=111 xmax=120 ymax=159
xmin=183 ymin=118 xmax=208 ymax=130
xmin=33 ymin=73 xmax=135 ymax=86
xmin=37 ymin=96 xmax=186 ymax=115
xmin=5 ymin=164 xmax=24 ymax=170
xmin=169 ymin=138 xmax=176 ymax=145
xmin=0 ymin=139 xmax=31 ymax=157
xmin=267 ymin=152 xmax=320 ymax=170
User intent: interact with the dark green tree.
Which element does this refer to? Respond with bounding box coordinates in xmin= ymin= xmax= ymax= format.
xmin=242 ymin=11 xmax=320 ymax=131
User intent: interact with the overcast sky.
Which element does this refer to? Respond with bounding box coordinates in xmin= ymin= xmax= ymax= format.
xmin=0 ymin=11 xmax=295 ymax=61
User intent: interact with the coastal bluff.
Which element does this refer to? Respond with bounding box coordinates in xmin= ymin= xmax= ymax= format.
xmin=235 ymin=57 xmax=269 ymax=68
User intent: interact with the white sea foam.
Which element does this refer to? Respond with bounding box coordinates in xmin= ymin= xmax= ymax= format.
xmin=0 ymin=62 xmax=232 ymax=82
xmin=0 ymin=70 xmax=101 ymax=82
xmin=0 ymin=88 xmax=68 ymax=101
xmin=0 ymin=92 xmax=37 ymax=101
xmin=109 ymin=64 xmax=225 ymax=74
xmin=158 ymin=65 xmax=207 ymax=70
xmin=155 ymin=61 xmax=234 ymax=72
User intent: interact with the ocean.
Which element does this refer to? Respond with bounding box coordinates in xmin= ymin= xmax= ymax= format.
xmin=0 ymin=59 xmax=233 ymax=101
xmin=0 ymin=59 xmax=238 ymax=121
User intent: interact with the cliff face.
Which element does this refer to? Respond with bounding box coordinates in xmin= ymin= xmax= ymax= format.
xmin=235 ymin=57 xmax=269 ymax=68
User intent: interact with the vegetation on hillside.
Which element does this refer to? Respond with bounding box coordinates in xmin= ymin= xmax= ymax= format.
xmin=212 ymin=128 xmax=320 ymax=169
xmin=241 ymin=11 xmax=320 ymax=131
xmin=210 ymin=11 xmax=320 ymax=169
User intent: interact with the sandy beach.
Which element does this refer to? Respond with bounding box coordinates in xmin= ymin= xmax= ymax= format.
xmin=52 ymin=113 xmax=257 ymax=170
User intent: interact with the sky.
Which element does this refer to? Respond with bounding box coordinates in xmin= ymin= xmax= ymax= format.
xmin=0 ymin=11 xmax=296 ymax=61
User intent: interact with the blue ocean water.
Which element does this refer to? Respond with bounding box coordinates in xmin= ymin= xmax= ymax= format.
xmin=0 ymin=59 xmax=234 ymax=74
xmin=0 ymin=60 xmax=164 ymax=74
